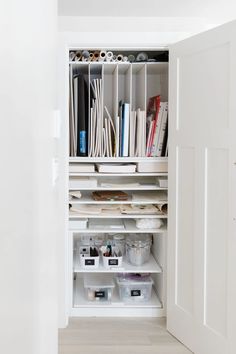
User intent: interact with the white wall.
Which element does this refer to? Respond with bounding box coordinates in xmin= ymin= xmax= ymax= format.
xmin=58 ymin=16 xmax=217 ymax=44
xmin=0 ymin=1 xmax=58 ymax=353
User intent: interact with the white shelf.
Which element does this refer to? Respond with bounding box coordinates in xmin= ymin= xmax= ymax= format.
xmin=68 ymin=53 xmax=168 ymax=319
xmin=73 ymin=277 xmax=162 ymax=309
xmin=69 ymin=156 xmax=168 ymax=163
xmin=69 ymin=195 xmax=168 ymax=205
xmin=69 ymin=212 xmax=167 ymax=219
xmin=69 ymin=186 xmax=167 ymax=191
xmin=69 ymin=172 xmax=168 ymax=177
xmin=73 ymin=254 xmax=162 ymax=274
xmin=69 ymin=219 xmax=167 ymax=233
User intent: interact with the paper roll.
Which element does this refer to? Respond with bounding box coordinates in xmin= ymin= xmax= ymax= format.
xmin=106 ymin=51 xmax=113 ymax=61
xmin=75 ymin=51 xmax=82 ymax=61
xmin=100 ymin=50 xmax=107 ymax=61
xmin=136 ymin=52 xmax=148 ymax=62
xmin=123 ymin=56 xmax=128 ymax=62
xmin=128 ymin=54 xmax=135 ymax=63
xmin=117 ymin=54 xmax=123 ymax=62
xmin=89 ymin=52 xmax=94 ymax=61
xmin=93 ymin=51 xmax=100 ymax=61
xmin=82 ymin=50 xmax=90 ymax=61
xmin=112 ymin=55 xmax=117 ymax=62
xmin=69 ymin=51 xmax=76 ymax=61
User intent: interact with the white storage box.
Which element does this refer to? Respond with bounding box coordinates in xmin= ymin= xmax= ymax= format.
xmin=136 ymin=160 xmax=168 ymax=173
xmin=69 ymin=218 xmax=88 ymax=230
xmin=84 ymin=274 xmax=115 ymax=302
xmin=79 ymin=246 xmax=99 ymax=269
xmin=116 ymin=273 xmax=153 ymax=303
xmin=103 ymin=254 xmax=123 ymax=269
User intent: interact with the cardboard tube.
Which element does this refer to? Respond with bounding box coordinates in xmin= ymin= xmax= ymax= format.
xmin=93 ymin=51 xmax=100 ymax=61
xmin=75 ymin=51 xmax=82 ymax=61
xmin=89 ymin=52 xmax=94 ymax=61
xmin=69 ymin=51 xmax=76 ymax=61
xmin=106 ymin=51 xmax=113 ymax=61
xmin=128 ymin=54 xmax=135 ymax=63
xmin=100 ymin=51 xmax=107 ymax=61
xmin=136 ymin=52 xmax=148 ymax=62
xmin=117 ymin=54 xmax=123 ymax=62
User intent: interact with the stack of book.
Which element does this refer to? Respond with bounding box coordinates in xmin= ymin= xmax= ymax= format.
xmin=146 ymin=96 xmax=168 ymax=157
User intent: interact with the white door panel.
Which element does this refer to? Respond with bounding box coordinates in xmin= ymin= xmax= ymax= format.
xmin=168 ymin=20 xmax=236 ymax=354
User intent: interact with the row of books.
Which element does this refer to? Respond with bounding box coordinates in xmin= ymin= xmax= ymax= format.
xmin=146 ymin=96 xmax=168 ymax=157
xmin=69 ymin=68 xmax=168 ymax=157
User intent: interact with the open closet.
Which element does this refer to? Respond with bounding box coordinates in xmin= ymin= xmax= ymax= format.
xmin=60 ymin=20 xmax=236 ymax=354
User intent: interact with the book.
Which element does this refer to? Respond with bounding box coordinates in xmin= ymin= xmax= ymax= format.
xmin=147 ymin=95 xmax=161 ymax=157
xmin=75 ymin=74 xmax=88 ymax=156
xmin=121 ymin=103 xmax=130 ymax=157
xmin=129 ymin=110 xmax=137 ymax=157
xmin=156 ymin=102 xmax=168 ymax=157
xmin=96 ymin=163 xmax=136 ymax=173
xmin=135 ymin=108 xmax=145 ymax=157
xmin=151 ymin=102 xmax=164 ymax=156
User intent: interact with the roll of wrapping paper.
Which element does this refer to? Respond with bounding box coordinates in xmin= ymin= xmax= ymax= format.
xmin=112 ymin=55 xmax=117 ymax=62
xmin=93 ymin=51 xmax=100 ymax=61
xmin=117 ymin=54 xmax=123 ymax=62
xmin=89 ymin=52 xmax=94 ymax=61
xmin=123 ymin=56 xmax=128 ymax=62
xmin=69 ymin=51 xmax=76 ymax=61
xmin=82 ymin=50 xmax=90 ymax=61
xmin=128 ymin=54 xmax=135 ymax=63
xmin=106 ymin=51 xmax=113 ymax=61
xmin=99 ymin=50 xmax=107 ymax=61
xmin=75 ymin=51 xmax=82 ymax=61
xmin=136 ymin=52 xmax=148 ymax=62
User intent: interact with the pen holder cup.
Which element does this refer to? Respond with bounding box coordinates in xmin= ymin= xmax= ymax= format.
xmin=102 ymin=247 xmax=123 ymax=269
xmin=79 ymin=246 xmax=100 ymax=269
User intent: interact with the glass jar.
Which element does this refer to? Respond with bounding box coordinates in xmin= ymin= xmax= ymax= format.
xmin=126 ymin=234 xmax=152 ymax=266
xmin=112 ymin=234 xmax=125 ymax=256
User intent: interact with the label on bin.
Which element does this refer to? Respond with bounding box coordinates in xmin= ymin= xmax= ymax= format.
xmin=131 ymin=290 xmax=141 ymax=297
xmin=95 ymin=291 xmax=105 ymax=298
xmin=85 ymin=259 xmax=95 ymax=266
xmin=108 ymin=259 xmax=118 ymax=266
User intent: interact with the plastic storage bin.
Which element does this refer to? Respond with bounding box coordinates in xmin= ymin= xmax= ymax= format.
xmin=84 ymin=274 xmax=115 ymax=302
xmin=126 ymin=234 xmax=152 ymax=266
xmin=116 ymin=273 xmax=153 ymax=303
xmin=79 ymin=246 xmax=99 ymax=269
xmin=102 ymin=255 xmax=123 ymax=268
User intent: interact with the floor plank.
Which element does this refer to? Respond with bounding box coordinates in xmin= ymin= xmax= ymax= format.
xmin=59 ymin=318 xmax=192 ymax=354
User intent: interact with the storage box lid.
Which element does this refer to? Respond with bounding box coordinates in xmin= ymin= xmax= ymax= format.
xmin=84 ymin=274 xmax=115 ymax=289
xmin=116 ymin=273 xmax=153 ymax=286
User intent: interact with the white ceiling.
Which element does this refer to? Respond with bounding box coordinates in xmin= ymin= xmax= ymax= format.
xmin=58 ymin=0 xmax=236 ymax=20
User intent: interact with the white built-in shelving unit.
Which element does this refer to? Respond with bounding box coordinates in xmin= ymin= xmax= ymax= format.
xmin=67 ymin=50 xmax=168 ymax=317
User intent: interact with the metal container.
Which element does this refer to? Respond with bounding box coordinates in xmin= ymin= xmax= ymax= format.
xmin=126 ymin=234 xmax=152 ymax=266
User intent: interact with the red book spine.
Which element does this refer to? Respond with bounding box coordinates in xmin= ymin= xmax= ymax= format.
xmin=147 ymin=95 xmax=161 ymax=157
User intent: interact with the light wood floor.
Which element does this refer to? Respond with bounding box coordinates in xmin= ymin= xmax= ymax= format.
xmin=59 ymin=318 xmax=192 ymax=354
